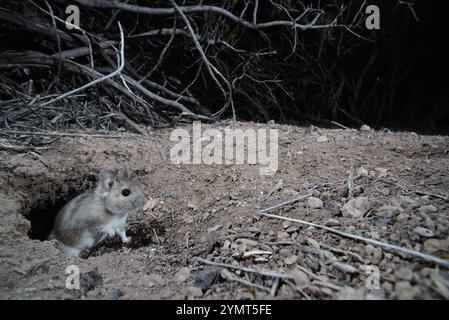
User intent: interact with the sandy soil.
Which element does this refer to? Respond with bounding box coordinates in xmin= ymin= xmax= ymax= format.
xmin=0 ymin=122 xmax=448 ymax=300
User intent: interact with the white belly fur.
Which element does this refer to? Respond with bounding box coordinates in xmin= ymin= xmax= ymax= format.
xmin=101 ymin=214 xmax=128 ymax=236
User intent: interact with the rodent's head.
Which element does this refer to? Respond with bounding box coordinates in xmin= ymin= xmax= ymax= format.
xmin=97 ymin=165 xmax=147 ymax=216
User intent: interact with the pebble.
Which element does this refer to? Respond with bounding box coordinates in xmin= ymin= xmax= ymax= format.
xmin=284 ymin=255 xmax=299 ymax=265
xmin=396 ymin=212 xmax=409 ymax=222
xmin=365 ymin=244 xmax=383 ymax=262
xmin=375 ymin=167 xmax=388 ymax=177
xmin=423 ymin=239 xmax=447 ymax=253
xmin=282 ymin=221 xmax=292 ymax=229
xmin=290 ymin=269 xmax=310 ymax=286
xmin=392 ymin=195 xmax=421 ymax=209
xmin=324 ymin=218 xmax=340 ymax=227
xmin=372 ymin=217 xmax=391 ymax=228
xmin=413 ymin=226 xmax=434 ymax=238
xmin=357 ymin=167 xmax=368 ymax=176
xmin=395 ymin=267 xmax=414 ymax=281
xmin=317 ymin=136 xmax=329 ymax=143
xmin=419 ymin=205 xmax=438 ymax=214
xmin=111 ymin=289 xmax=124 ymax=300
xmin=382 ymin=282 xmax=393 ymax=292
xmin=333 ymin=261 xmax=359 ymax=275
xmin=307 ymin=197 xmax=324 ymax=209
xmin=306 ymin=238 xmax=320 ymax=249
xmin=285 ymin=226 xmax=298 ymax=233
xmin=424 ymin=215 xmax=435 ymax=231
xmin=183 ymin=286 xmax=203 ymax=300
xmin=342 ymin=196 xmax=371 ymax=218
xmin=277 ymin=231 xmax=290 ymax=240
xmin=174 ymin=267 xmax=191 ymax=284
xmin=335 ymin=286 xmax=365 ymax=300
xmin=279 ymin=248 xmax=291 ymax=257
xmin=360 ymin=124 xmax=371 ymax=132
xmin=379 ymin=204 xmax=403 ymax=216
xmin=395 ymin=281 xmax=419 ymax=300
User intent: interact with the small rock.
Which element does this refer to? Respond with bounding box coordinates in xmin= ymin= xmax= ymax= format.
xmin=372 ymin=217 xmax=391 ymax=228
xmin=357 ymin=167 xmax=368 ymax=176
xmin=379 ymin=204 xmax=403 ymax=216
xmin=284 ymin=255 xmax=299 ymax=265
xmin=360 ymin=124 xmax=371 ymax=132
xmin=333 ymin=261 xmax=359 ymax=275
xmin=290 ymin=269 xmax=310 ymax=286
xmin=395 ymin=281 xmax=419 ymax=300
xmin=375 ymin=167 xmax=388 ymax=177
xmin=187 ymin=199 xmax=200 ymax=210
xmin=277 ymin=231 xmax=290 ymax=240
xmin=279 ymin=248 xmax=291 ymax=257
xmin=268 ymin=119 xmax=275 ymax=124
xmin=396 ymin=212 xmax=409 ymax=222
xmin=306 ymin=238 xmax=320 ymax=249
xmin=423 ymin=239 xmax=447 ymax=253
xmin=413 ymin=226 xmax=434 ymax=238
xmin=395 ymin=267 xmax=414 ymax=282
xmin=342 ymin=197 xmax=371 ymax=218
xmin=282 ymin=221 xmax=292 ymax=229
xmin=285 ymin=226 xmax=298 ymax=233
xmin=326 ymin=200 xmax=342 ymax=216
xmin=111 ymin=289 xmax=123 ymax=300
xmin=419 ymin=205 xmax=438 ymax=214
xmin=324 ymin=218 xmax=340 ymax=227
xmin=335 ymin=286 xmax=366 ymax=300
xmin=424 ymin=215 xmax=435 ymax=231
xmin=174 ymin=267 xmax=191 ymax=284
xmin=365 ymin=244 xmax=383 ymax=262
xmin=143 ymin=198 xmax=158 ymax=211
xmin=307 ymin=197 xmax=324 ymax=209
xmin=317 ymin=135 xmax=329 ymax=143
xmin=183 ymin=286 xmax=203 ymax=299
xmin=392 ymin=195 xmax=421 ymax=209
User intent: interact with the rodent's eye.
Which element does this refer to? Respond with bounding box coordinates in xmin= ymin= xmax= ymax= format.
xmin=121 ymin=189 xmax=131 ymax=197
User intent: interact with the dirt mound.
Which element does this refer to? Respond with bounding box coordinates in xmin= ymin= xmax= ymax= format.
xmin=0 ymin=122 xmax=448 ymax=299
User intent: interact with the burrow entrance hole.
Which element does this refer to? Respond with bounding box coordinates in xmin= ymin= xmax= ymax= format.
xmin=26 ymin=187 xmax=81 ymax=241
xmin=24 ymin=177 xmax=164 ymax=255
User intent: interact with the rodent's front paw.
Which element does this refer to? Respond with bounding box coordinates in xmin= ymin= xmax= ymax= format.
xmin=105 ymin=230 xmax=115 ymax=238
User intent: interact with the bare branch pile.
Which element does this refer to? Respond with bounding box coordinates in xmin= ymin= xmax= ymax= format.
xmin=0 ymin=1 xmax=422 ymax=133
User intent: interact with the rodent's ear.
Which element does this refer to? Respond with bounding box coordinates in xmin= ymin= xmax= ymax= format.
xmin=123 ymin=164 xmax=133 ymax=180
xmin=99 ymin=169 xmax=116 ymax=191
